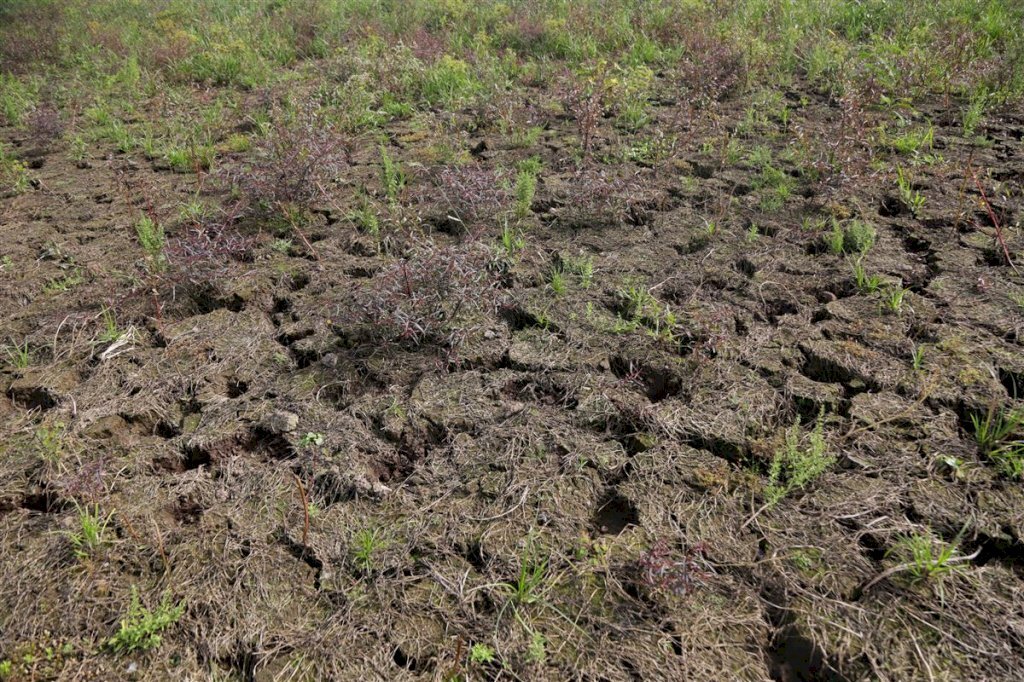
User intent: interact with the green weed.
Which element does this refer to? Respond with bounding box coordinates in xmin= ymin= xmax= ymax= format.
xmin=514 ymin=166 xmax=538 ymax=220
xmin=67 ymin=505 xmax=114 ymax=559
xmin=897 ymin=166 xmax=926 ymax=216
xmin=499 ymin=221 xmax=525 ymax=257
xmin=99 ymin=307 xmax=122 ymax=343
xmin=352 ymin=527 xmax=385 ymax=574
xmin=843 ymin=220 xmax=877 ymax=254
xmin=563 ymin=254 xmax=594 ymax=288
xmin=34 ymin=423 xmax=65 ymax=464
xmin=379 ymin=145 xmax=405 ymax=204
xmin=888 ymin=124 xmax=934 ymax=156
xmin=963 ymin=92 xmax=987 ymax=138
xmin=44 ymin=269 xmax=85 ymax=294
xmin=911 ymin=345 xmax=925 ymax=371
xmin=888 ymin=530 xmax=966 ymax=584
xmin=765 ymin=410 xmax=833 ymax=506
xmin=135 ymin=215 xmax=166 ymax=273
xmin=851 ymin=259 xmax=883 ymax=293
xmin=971 ymin=406 xmax=1024 ymax=479
xmin=4 ymin=340 xmax=31 ymax=368
xmin=882 ymin=283 xmax=908 ymax=314
xmin=349 ymin=202 xmax=381 ymax=239
xmin=108 ymin=588 xmax=185 ymax=655
xmin=548 ymin=267 xmax=568 ymax=295
xmin=470 ymin=643 xmax=496 ymax=665
xmin=0 ymin=144 xmax=31 ymax=194
xmin=502 ymin=554 xmax=548 ymax=606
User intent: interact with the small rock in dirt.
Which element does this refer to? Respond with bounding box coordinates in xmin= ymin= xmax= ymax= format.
xmin=263 ymin=410 xmax=299 ymax=433
xmin=352 ymin=473 xmax=391 ymax=498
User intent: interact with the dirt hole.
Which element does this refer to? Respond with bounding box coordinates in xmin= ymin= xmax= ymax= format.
xmin=593 ymin=490 xmax=639 ymax=535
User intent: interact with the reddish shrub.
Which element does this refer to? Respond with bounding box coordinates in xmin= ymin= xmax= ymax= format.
xmin=636 ymin=540 xmax=712 ymax=597
xmin=222 ymin=105 xmax=350 ymax=217
xmin=346 ymin=239 xmax=503 ymax=349
xmin=429 ymin=164 xmax=512 ymax=227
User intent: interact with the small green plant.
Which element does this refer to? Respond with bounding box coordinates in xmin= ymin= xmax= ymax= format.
xmin=349 ymin=202 xmax=381 ymax=239
xmin=753 ymin=162 xmax=794 ymax=212
xmin=270 ymin=238 xmax=293 ymax=254
xmin=843 ymin=220 xmax=876 ymax=254
xmin=67 ymin=505 xmax=114 ymax=559
xmin=764 ymin=410 xmax=833 ymax=506
xmin=135 ymin=215 xmax=166 ymax=273
xmin=379 ymin=145 xmax=405 ymax=204
xmin=514 ymin=166 xmax=538 ymax=220
xmin=4 ymin=340 xmax=31 ymax=368
xmin=889 ymin=124 xmax=934 ymax=156
xmin=563 ymin=254 xmax=594 ymax=288
xmin=911 ymin=345 xmax=925 ymax=371
xmin=99 ymin=307 xmax=122 ymax=343
xmin=69 ymin=135 xmax=87 ymax=162
xmin=851 ymin=259 xmax=883 ymax=293
xmin=44 ymin=269 xmax=85 ymax=294
xmin=0 ymin=145 xmax=31 ymax=193
xmin=503 ymin=554 xmax=548 ymax=606
xmin=299 ymin=432 xmax=324 ymax=448
xmin=963 ymin=92 xmax=987 ymax=138
xmin=420 ymin=55 xmax=479 ymax=107
xmin=178 ymin=197 xmax=207 ymax=224
xmin=548 ymin=267 xmax=568 ymax=295
xmin=826 ymin=220 xmax=845 ymax=255
xmin=499 ymin=221 xmax=525 ymax=257
xmin=34 ymin=422 xmax=64 ymax=463
xmin=830 ymin=219 xmax=875 ymax=255
xmin=166 ymin=147 xmax=192 ymax=173
xmin=526 ymin=630 xmax=547 ymax=664
xmin=971 ymin=406 xmax=1024 ymax=479
xmin=352 ymin=527 xmax=384 ymax=574
xmin=882 ymin=283 xmax=908 ymax=314
xmin=614 ymin=278 xmax=677 ymax=341
xmin=108 ymin=588 xmax=185 ymax=655
xmin=888 ymin=529 xmax=966 ymax=584
xmin=469 ymin=643 xmax=496 ymax=665
xmin=935 ymin=454 xmax=967 ymax=480
xmin=896 ymin=166 xmax=925 ymax=216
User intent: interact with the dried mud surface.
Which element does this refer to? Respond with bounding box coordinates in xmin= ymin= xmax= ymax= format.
xmin=2 ymin=81 xmax=1024 ymax=681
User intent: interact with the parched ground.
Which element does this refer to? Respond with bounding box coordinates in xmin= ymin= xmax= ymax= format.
xmin=2 ymin=7 xmax=1024 ymax=681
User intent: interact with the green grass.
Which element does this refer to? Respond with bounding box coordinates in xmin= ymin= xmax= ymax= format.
xmin=352 ymin=527 xmax=385 ymax=574
xmin=852 ymin=259 xmax=883 ymax=294
xmin=3 ymin=340 xmax=31 ymax=369
xmin=888 ymin=529 xmax=967 ymax=585
xmin=502 ymin=554 xmax=548 ymax=607
xmin=67 ymin=505 xmax=114 ymax=559
xmin=972 ymin=407 xmax=1024 ymax=479
xmin=882 ymin=283 xmax=909 ymax=314
xmin=548 ymin=267 xmax=568 ymax=296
